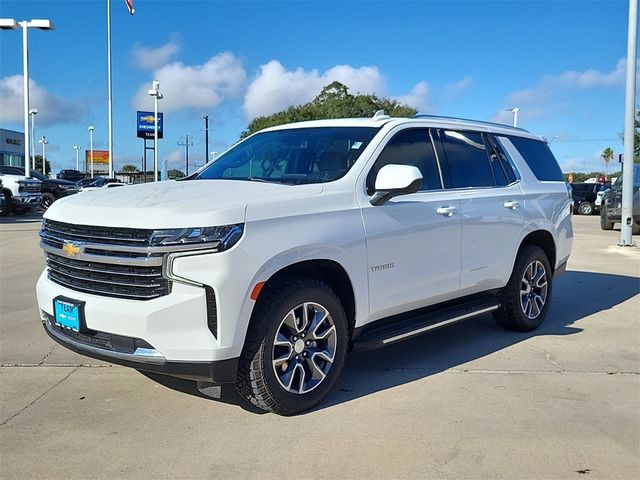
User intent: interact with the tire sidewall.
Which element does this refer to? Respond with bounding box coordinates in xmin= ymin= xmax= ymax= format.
xmin=259 ymin=282 xmax=349 ymax=413
xmin=511 ymin=247 xmax=553 ymax=330
xmin=579 ymin=201 xmax=593 ymax=215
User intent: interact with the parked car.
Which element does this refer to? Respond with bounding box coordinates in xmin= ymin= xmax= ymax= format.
xmin=0 ymin=167 xmax=42 ymax=215
xmin=57 ymin=169 xmax=85 ymax=182
xmin=600 ymin=164 xmax=640 ymax=233
xmin=36 ymin=114 xmax=572 ymax=415
xmin=570 ymin=182 xmax=609 ymax=215
xmin=0 ymin=166 xmax=79 ymax=210
xmin=79 ymin=178 xmax=126 ymax=192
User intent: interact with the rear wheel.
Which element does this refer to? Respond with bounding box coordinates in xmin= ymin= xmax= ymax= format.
xmin=494 ymin=245 xmax=553 ymax=332
xmin=236 ymin=277 xmax=349 ymax=415
xmin=578 ymin=201 xmax=594 ymax=215
xmin=600 ymin=208 xmax=614 ymax=230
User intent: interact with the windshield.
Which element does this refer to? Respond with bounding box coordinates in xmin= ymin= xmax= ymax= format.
xmin=196 ymin=127 xmax=380 ymax=185
xmin=29 ymin=170 xmax=47 ymax=181
xmin=613 ymin=165 xmax=640 ymax=187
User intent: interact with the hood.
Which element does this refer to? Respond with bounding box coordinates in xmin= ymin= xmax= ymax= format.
xmin=43 ymin=178 xmax=76 ymax=187
xmin=0 ymin=174 xmax=40 ymax=184
xmin=44 ymin=179 xmax=323 ymax=228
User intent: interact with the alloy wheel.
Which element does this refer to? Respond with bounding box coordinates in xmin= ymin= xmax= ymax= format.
xmin=520 ymin=260 xmax=548 ymax=319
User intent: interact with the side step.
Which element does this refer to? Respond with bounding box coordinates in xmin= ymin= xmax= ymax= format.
xmin=352 ymin=296 xmax=500 ymax=351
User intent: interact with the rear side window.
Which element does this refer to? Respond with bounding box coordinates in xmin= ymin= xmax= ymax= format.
xmin=441 ymin=130 xmax=494 ymax=188
xmin=367 ymin=128 xmax=442 ymax=194
xmin=508 ymin=136 xmax=564 ymax=181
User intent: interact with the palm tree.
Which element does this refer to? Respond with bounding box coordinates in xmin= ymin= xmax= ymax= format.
xmin=601 ymin=147 xmax=614 ymax=177
xmin=121 ymin=164 xmax=138 ymax=173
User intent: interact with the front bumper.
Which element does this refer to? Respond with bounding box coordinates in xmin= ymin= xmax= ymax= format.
xmin=41 ymin=312 xmax=238 ymax=382
xmin=13 ymin=194 xmax=42 ymax=205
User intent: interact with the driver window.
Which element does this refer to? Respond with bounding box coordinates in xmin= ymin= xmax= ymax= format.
xmin=367 ymin=128 xmax=442 ymax=194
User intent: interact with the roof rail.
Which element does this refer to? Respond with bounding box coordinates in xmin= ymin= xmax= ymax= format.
xmin=410 ymin=114 xmax=530 ymax=133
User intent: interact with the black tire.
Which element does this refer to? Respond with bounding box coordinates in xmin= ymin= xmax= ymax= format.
xmin=1 ymin=191 xmax=12 ymax=216
xmin=494 ymin=245 xmax=553 ymax=332
xmin=41 ymin=193 xmax=56 ymax=211
xmin=236 ymin=276 xmax=349 ymax=415
xmin=12 ymin=204 xmax=31 ymax=216
xmin=633 ymin=222 xmax=640 ymax=235
xmin=600 ymin=208 xmax=614 ymax=230
xmin=578 ymin=201 xmax=594 ymax=215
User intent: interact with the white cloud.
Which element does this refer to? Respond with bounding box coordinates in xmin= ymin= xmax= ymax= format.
xmin=243 ymin=61 xmax=386 ymax=120
xmin=491 ymin=59 xmax=626 ymax=124
xmin=0 ymin=75 xmax=88 ymax=124
xmin=132 ymin=52 xmax=246 ymax=112
xmin=132 ymin=36 xmax=181 ymax=71
xmin=394 ymin=81 xmax=434 ymax=113
xmin=445 ymin=76 xmax=473 ymax=98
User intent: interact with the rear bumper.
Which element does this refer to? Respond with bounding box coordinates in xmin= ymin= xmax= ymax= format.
xmin=42 ymin=314 xmax=239 ymax=383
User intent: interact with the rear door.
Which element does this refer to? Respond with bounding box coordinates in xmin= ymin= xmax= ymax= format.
xmin=436 ymin=129 xmax=526 ymax=293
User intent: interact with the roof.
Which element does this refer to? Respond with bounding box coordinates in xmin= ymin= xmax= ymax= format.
xmin=261 ymin=115 xmax=543 ymax=141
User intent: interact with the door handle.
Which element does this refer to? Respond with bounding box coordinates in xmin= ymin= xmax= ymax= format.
xmin=436 ymin=206 xmax=459 ymax=217
xmin=503 ymin=200 xmax=520 ymax=210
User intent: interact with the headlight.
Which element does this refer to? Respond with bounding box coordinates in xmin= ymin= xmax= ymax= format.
xmin=18 ymin=180 xmax=27 ymax=192
xmin=149 ymin=224 xmax=244 ymax=250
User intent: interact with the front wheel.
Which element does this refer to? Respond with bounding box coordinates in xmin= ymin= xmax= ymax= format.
xmin=578 ymin=201 xmax=594 ymax=215
xmin=600 ymin=208 xmax=614 ymax=230
xmin=41 ymin=193 xmax=56 ymax=211
xmin=236 ymin=277 xmax=349 ymax=415
xmin=494 ymin=245 xmax=553 ymax=332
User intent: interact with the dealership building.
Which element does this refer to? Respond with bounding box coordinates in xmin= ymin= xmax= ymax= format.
xmin=0 ymin=128 xmax=26 ymax=167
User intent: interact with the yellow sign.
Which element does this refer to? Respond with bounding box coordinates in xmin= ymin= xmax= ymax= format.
xmin=85 ymin=150 xmax=110 ymax=165
xmin=62 ymin=243 xmax=81 ymax=257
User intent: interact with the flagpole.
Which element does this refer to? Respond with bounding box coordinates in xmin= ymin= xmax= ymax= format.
xmin=107 ymin=0 xmax=114 ymax=178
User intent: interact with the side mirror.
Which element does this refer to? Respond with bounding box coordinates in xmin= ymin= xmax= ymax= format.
xmin=370 ymin=164 xmax=423 ymax=206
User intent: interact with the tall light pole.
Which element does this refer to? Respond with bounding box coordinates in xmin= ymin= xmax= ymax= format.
xmin=38 ymin=135 xmax=48 ymax=175
xmin=73 ymin=145 xmax=81 ymax=171
xmin=203 ymin=114 xmax=209 ymax=166
xmin=106 ymin=0 xmax=114 ymax=178
xmin=148 ymin=80 xmax=163 ymax=182
xmin=29 ymin=108 xmax=38 ymax=169
xmin=620 ymin=0 xmax=638 ymax=246
xmin=0 ymin=18 xmax=54 ymax=177
xmin=505 ymin=107 xmax=520 ymax=127
xmin=88 ymin=126 xmax=95 ymax=178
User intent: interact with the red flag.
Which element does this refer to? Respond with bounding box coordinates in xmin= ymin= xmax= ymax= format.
xmin=124 ymin=0 xmax=135 ymax=15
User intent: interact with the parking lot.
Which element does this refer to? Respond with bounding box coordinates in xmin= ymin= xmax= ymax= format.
xmin=1 ymin=214 xmax=638 ymax=479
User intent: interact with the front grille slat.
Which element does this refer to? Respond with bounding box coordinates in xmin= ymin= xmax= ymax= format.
xmin=41 ymin=220 xmax=170 ymax=301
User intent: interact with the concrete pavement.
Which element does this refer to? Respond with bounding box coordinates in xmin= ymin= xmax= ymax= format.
xmin=1 ymin=214 xmax=638 ymax=479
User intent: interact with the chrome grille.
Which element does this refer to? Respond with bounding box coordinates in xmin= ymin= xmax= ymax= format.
xmin=45 ymin=252 xmax=170 ymax=300
xmin=40 ymin=220 xmax=170 ymax=301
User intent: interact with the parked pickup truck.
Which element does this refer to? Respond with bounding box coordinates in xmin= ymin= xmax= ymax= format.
xmin=36 ymin=113 xmax=572 ymax=415
xmin=0 ymin=168 xmax=42 ymax=215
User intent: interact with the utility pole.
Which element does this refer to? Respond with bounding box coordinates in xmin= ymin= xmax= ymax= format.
xmin=178 ymin=135 xmax=194 ymax=175
xmin=203 ymin=115 xmax=209 ymax=165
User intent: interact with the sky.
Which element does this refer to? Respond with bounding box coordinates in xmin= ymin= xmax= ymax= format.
xmin=0 ymin=0 xmax=634 ymax=175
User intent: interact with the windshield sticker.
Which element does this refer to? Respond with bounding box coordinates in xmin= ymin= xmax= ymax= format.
xmin=351 ymin=141 xmax=363 ymax=149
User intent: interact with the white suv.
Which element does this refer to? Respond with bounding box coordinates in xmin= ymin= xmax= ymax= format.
xmin=36 ymin=114 xmax=572 ymax=415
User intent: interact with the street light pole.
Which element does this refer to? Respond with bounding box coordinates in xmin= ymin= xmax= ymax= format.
xmin=203 ymin=115 xmax=209 ymax=164
xmin=106 ymin=0 xmax=114 ymax=178
xmin=88 ymin=126 xmax=95 ymax=178
xmin=505 ymin=107 xmax=520 ymax=127
xmin=620 ymin=0 xmax=638 ymax=246
xmin=73 ymin=145 xmax=81 ymax=171
xmin=148 ymin=80 xmax=163 ymax=182
xmin=0 ymin=18 xmax=54 ymax=177
xmin=29 ymin=108 xmax=38 ymax=169
xmin=38 ymin=135 xmax=48 ymax=175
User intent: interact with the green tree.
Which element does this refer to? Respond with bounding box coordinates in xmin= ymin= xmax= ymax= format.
xmin=619 ymin=110 xmax=640 ymax=162
xmin=121 ymin=164 xmax=139 ymax=173
xmin=241 ymin=81 xmax=418 ymax=138
xmin=167 ymin=169 xmax=185 ymax=179
xmin=601 ymin=147 xmax=614 ymax=175
xmin=34 ymin=155 xmax=51 ymax=175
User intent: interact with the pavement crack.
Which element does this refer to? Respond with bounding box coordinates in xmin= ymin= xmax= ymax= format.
xmin=0 ymin=367 xmax=78 ymax=428
xmin=38 ymin=344 xmax=57 ymax=365
xmin=525 ymin=344 xmax=565 ymax=371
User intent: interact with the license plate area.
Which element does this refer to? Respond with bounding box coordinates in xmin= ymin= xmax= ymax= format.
xmin=53 ymin=296 xmax=86 ymax=333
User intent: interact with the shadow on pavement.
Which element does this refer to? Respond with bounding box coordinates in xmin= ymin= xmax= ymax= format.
xmin=138 ymin=270 xmax=640 ymax=414
xmin=0 ymin=210 xmax=43 ymax=225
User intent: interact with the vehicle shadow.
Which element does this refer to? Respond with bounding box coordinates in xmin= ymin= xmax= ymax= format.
xmin=138 ymin=270 xmax=639 ymax=414
xmin=0 ymin=210 xmax=43 ymax=225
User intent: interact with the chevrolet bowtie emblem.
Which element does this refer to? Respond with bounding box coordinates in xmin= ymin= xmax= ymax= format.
xmin=62 ymin=242 xmax=81 ymax=257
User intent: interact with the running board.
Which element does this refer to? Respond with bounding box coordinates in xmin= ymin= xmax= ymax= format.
xmin=352 ymin=296 xmax=501 ymax=351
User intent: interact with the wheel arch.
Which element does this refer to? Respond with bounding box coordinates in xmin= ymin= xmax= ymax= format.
xmin=251 ymin=259 xmax=357 ymax=338
xmin=518 ymin=229 xmax=557 ymax=272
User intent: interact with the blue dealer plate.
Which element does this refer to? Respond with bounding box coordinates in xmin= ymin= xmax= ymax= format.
xmin=53 ymin=298 xmax=81 ymax=332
